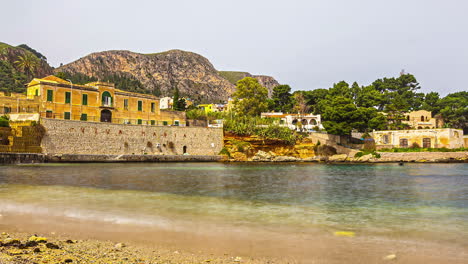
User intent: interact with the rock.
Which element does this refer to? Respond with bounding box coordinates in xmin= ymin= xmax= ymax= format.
xmin=234 ymin=256 xmax=242 ymax=262
xmin=356 ymin=154 xmax=372 ymax=162
xmin=273 ymin=156 xmax=298 ymax=162
xmin=231 ymin=152 xmax=247 ymax=162
xmin=302 ymin=156 xmax=322 ymax=162
xmin=3 ymin=238 xmax=21 ymax=246
xmin=24 ymin=241 xmax=38 ymax=247
xmin=33 ymin=247 xmax=41 ymax=253
xmin=45 ymin=242 xmax=60 ymax=249
xmin=252 ymin=150 xmax=273 ymax=161
xmin=65 ymin=239 xmax=75 ymax=244
xmin=328 ymin=154 xmax=348 ymax=162
xmin=114 ymin=243 xmax=125 ymax=250
xmin=383 ymin=254 xmax=397 ymax=260
xmin=28 ymin=235 xmax=47 ymax=243
xmin=64 ymin=259 xmax=73 ymax=263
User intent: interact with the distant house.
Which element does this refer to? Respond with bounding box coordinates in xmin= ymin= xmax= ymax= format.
xmin=402 ymin=110 xmax=443 ymax=129
xmin=261 ymin=112 xmax=324 ymax=132
xmin=198 ymin=104 xmax=215 ymax=113
xmin=384 ymin=110 xmax=443 ymax=129
xmin=159 ymin=97 xmax=173 ymax=109
xmin=372 ymin=128 xmax=464 ymax=149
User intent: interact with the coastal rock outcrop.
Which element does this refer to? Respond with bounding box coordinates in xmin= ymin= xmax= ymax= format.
xmin=328 ymin=154 xmax=348 ymax=162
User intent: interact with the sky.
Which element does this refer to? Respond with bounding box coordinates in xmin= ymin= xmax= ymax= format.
xmin=1 ymin=0 xmax=467 ymax=95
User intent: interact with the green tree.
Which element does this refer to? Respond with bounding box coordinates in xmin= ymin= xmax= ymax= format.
xmin=232 ymin=77 xmax=268 ymax=116
xmin=14 ymin=53 xmax=39 ymax=77
xmin=271 ymin=84 xmax=293 ymax=112
xmin=438 ymin=91 xmax=468 ymax=133
xmin=421 ymin=92 xmax=441 ymax=114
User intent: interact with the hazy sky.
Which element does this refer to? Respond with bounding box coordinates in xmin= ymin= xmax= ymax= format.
xmin=1 ymin=0 xmax=467 ymax=95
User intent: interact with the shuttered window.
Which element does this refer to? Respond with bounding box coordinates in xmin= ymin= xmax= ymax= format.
xmin=47 ymin=90 xmax=53 ymax=102
xmin=138 ymin=101 xmax=143 ymax=111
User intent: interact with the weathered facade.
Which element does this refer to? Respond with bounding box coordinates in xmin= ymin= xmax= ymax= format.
xmin=402 ymin=110 xmax=443 ymax=129
xmin=372 ymin=128 xmax=464 ymax=149
xmin=25 ymin=76 xmax=186 ymax=126
xmin=40 ymin=119 xmax=223 ymax=155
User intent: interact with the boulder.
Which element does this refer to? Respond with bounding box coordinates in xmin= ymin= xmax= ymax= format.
xmin=231 ymin=152 xmax=247 ymax=162
xmin=273 ymin=156 xmax=298 ymax=162
xmin=252 ymin=150 xmax=273 ymax=161
xmin=329 ymin=154 xmax=348 ymax=162
xmin=356 ymin=154 xmax=372 ymax=162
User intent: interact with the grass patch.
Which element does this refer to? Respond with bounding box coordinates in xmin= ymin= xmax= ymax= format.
xmin=218 ymin=71 xmax=250 ymax=85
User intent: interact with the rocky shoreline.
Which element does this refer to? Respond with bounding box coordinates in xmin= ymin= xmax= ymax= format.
xmin=225 ymin=150 xmax=468 ymax=163
xmin=0 ymin=232 xmax=276 ymax=264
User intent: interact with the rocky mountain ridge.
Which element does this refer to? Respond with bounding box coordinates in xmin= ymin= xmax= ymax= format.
xmin=57 ymin=50 xmax=280 ymax=102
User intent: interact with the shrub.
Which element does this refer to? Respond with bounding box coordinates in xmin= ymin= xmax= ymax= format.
xmin=219 ymin=147 xmax=231 ymax=158
xmin=0 ymin=115 xmax=9 ymax=127
xmin=411 ymin=142 xmax=420 ymax=149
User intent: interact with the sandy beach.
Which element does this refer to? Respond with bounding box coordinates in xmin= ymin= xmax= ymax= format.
xmin=1 ymin=211 xmax=467 ymax=264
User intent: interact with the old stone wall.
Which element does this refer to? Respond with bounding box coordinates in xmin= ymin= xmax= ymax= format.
xmin=40 ymin=118 xmax=223 ymax=155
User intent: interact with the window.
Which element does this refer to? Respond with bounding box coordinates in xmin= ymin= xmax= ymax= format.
xmin=151 ymin=120 xmax=155 ymax=125
xmin=102 ymin=91 xmax=112 ymax=106
xmin=174 ymin=120 xmax=180 ymax=126
xmin=65 ymin=92 xmax=71 ymax=104
xmin=138 ymin=101 xmax=143 ymax=111
xmin=163 ymin=121 xmax=168 ymax=126
xmin=124 ymin=99 xmax=129 ymax=110
xmin=64 ymin=112 xmax=71 ymax=120
xmin=151 ymin=102 xmax=155 ymax=113
xmin=82 ymin=94 xmax=88 ymax=105
xmin=35 ymin=89 xmax=38 ymax=96
xmin=80 ymin=113 xmax=88 ymax=121
xmin=383 ymin=135 xmax=389 ymax=144
xmin=400 ymin=138 xmax=408 ymax=148
xmin=47 ymin=90 xmax=53 ymax=102
xmin=3 ymin=107 xmax=11 ymax=114
xmin=137 ymin=119 xmax=142 ymax=125
xmin=423 ymin=138 xmax=431 ymax=148
xmin=46 ymin=110 xmax=53 ymax=118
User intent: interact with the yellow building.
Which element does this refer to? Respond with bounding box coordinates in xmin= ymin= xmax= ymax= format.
xmin=198 ymin=104 xmax=215 ymax=113
xmin=24 ymin=76 xmax=185 ymax=126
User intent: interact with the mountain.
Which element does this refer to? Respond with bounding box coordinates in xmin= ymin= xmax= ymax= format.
xmin=57 ymin=50 xmax=280 ymax=102
xmin=218 ymin=71 xmax=279 ymax=97
xmin=0 ymin=42 xmax=54 ymax=93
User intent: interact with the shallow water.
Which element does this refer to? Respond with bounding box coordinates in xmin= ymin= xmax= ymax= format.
xmin=0 ymin=163 xmax=467 ymax=246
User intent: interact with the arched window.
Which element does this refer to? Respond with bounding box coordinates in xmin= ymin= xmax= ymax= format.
xmin=310 ymin=119 xmax=317 ymax=125
xmin=421 ymin=115 xmax=424 ymax=122
xmin=292 ymin=119 xmax=298 ymax=125
xmin=102 ymin=91 xmax=112 ymax=107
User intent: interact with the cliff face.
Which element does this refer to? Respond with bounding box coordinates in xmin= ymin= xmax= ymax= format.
xmin=58 ymin=50 xmax=280 ymax=102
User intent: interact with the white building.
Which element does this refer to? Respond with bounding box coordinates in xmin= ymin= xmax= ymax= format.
xmin=261 ymin=112 xmax=324 ymax=132
xmin=159 ymin=97 xmax=173 ymax=109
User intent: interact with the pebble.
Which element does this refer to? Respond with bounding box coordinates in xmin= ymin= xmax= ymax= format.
xmin=114 ymin=243 xmax=125 ymax=250
xmin=234 ymin=256 xmax=242 ymax=262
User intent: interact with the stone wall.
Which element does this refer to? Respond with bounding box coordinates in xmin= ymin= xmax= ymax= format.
xmin=40 ymin=118 xmax=223 ymax=155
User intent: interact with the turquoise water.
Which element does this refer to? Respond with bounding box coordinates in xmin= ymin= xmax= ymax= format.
xmin=0 ymin=163 xmax=467 ymax=243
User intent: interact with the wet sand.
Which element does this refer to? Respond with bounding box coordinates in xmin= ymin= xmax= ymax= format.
xmin=1 ymin=212 xmax=467 ymax=264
